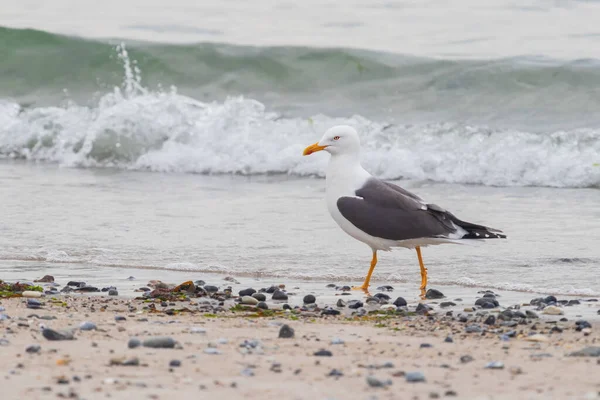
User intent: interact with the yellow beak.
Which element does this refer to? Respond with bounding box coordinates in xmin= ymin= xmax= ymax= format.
xmin=303 ymin=142 xmax=328 ymax=156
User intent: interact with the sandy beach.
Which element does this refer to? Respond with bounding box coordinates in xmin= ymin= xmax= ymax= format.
xmin=1 ymin=276 xmax=599 ymax=400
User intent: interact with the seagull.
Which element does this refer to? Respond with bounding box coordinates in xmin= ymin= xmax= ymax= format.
xmin=302 ymin=125 xmax=506 ymax=293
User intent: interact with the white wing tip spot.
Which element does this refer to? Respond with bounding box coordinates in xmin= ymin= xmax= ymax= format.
xmin=485 ymin=234 xmax=490 ymax=238
xmin=475 ymin=233 xmax=480 ymax=237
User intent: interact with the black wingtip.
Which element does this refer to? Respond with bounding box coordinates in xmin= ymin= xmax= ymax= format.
xmin=462 ymin=230 xmax=507 ymax=239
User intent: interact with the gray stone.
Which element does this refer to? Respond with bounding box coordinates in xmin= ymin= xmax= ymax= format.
xmin=278 ymin=324 xmax=295 ymax=339
xmin=568 ymin=346 xmax=600 ymax=357
xmin=79 ymin=321 xmax=97 ymax=331
xmin=241 ymin=296 xmax=259 ymax=305
xmin=405 ymin=371 xmax=426 ymax=382
xmin=367 ymin=376 xmax=392 ymax=387
xmin=142 ymin=337 xmax=176 ymax=349
xmin=25 ymin=345 xmax=41 ymax=353
xmin=252 ymin=293 xmax=266 ymax=302
xmin=128 ymin=338 xmax=142 ymax=349
xmin=108 ymin=289 xmax=118 ymax=296
xmin=303 ymin=295 xmax=316 ymax=304
xmin=42 ymin=328 xmax=74 ymax=341
xmin=484 ymin=361 xmax=504 ymax=369
xmin=425 ymin=289 xmax=444 ymax=299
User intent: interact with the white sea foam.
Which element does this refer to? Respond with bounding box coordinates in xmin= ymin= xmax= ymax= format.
xmin=1 ymin=45 xmax=600 ymax=188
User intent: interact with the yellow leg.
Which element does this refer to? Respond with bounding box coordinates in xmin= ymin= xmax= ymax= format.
xmin=352 ymin=251 xmax=377 ymax=292
xmin=416 ymin=246 xmax=427 ymax=290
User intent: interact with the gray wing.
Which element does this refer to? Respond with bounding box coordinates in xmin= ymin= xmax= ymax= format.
xmin=337 ymin=178 xmax=506 ymax=241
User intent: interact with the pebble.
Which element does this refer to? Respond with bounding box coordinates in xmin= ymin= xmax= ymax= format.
xmin=241 ymin=296 xmax=259 ymax=305
xmin=314 ymin=349 xmax=333 ymax=357
xmin=416 ymin=303 xmax=432 ymax=314
xmin=142 ymin=337 xmax=176 ymax=349
xmin=483 ymin=315 xmax=496 ymax=325
xmin=380 ymin=304 xmax=396 ymax=311
xmin=303 ymin=294 xmax=316 ymax=304
xmin=376 ymin=285 xmax=394 ymax=292
xmin=128 ymin=338 xmax=142 ymax=349
xmin=257 ymin=302 xmax=269 ymax=310
xmin=204 ymin=285 xmax=219 ymax=293
xmin=367 ymin=376 xmax=392 ymax=387
xmin=420 ymin=343 xmax=432 ymax=348
xmin=278 ymin=324 xmax=295 ymax=339
xmin=204 ymin=348 xmax=221 ymax=355
xmin=26 ymin=299 xmax=42 ymax=309
xmin=393 ymin=297 xmax=407 ymax=307
xmin=336 ymin=299 xmax=347 ymax=307
xmin=108 ymin=289 xmax=118 ymax=296
xmin=543 ymin=295 xmax=558 ymax=304
xmin=348 ymin=300 xmax=364 ymax=309
xmin=331 ymin=338 xmax=345 ymax=345
xmin=42 ymin=328 xmax=74 ymax=341
xmin=542 ymin=306 xmax=564 ymax=315
xmin=460 ymin=355 xmax=474 ymax=363
xmin=465 ymin=325 xmax=482 ymax=333
xmin=252 ymin=293 xmax=266 ymax=302
xmin=114 ymin=316 xmax=127 ymax=322
xmin=575 ymin=320 xmax=592 ymax=331
xmin=190 ymin=327 xmax=207 ymax=334
xmin=272 ymin=290 xmax=288 ymax=301
xmin=568 ymin=346 xmax=600 ymax=357
xmin=110 ymin=357 xmax=140 ymax=366
xmin=440 ymin=302 xmax=456 ymax=308
xmin=22 ymin=291 xmax=42 ymax=298
xmin=25 ymin=345 xmax=41 ymax=353
xmin=405 ymin=371 xmax=426 ymax=382
xmin=169 ymin=360 xmax=181 ymax=367
xmin=475 ymin=298 xmax=499 ymax=307
xmin=76 ymin=286 xmax=99 ymax=292
xmin=328 ymin=369 xmax=344 ymax=377
xmin=79 ymin=321 xmax=97 ymax=331
xmin=444 ymin=336 xmax=454 ymax=343
xmin=373 ymin=293 xmax=391 ymax=301
xmin=425 ymin=289 xmax=444 ymax=299
xmin=484 ymin=361 xmax=504 ymax=369
xmin=239 ymin=288 xmax=256 ymax=297
xmin=0 ymin=338 xmax=9 ymax=346
xmin=525 ymin=334 xmax=549 ymax=342
xmin=34 ymin=275 xmax=55 ymax=283
xmin=525 ymin=310 xmax=539 ymax=318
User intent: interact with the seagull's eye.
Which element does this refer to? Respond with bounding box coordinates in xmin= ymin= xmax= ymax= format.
xmin=333 ymin=136 xmax=340 ymax=141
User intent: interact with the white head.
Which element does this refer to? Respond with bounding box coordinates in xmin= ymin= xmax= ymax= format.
xmin=302 ymin=125 xmax=361 ymax=157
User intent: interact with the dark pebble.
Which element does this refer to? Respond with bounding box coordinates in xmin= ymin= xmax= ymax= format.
xmin=481 ymin=302 xmax=497 ymax=309
xmin=551 ymin=326 xmax=563 ymax=333
xmin=440 ymin=302 xmax=456 ymax=308
xmin=252 ymin=293 xmax=266 ymax=302
xmin=278 ymin=324 xmax=295 ymax=339
xmin=25 ymin=345 xmax=41 ymax=353
xmin=204 ymin=285 xmax=218 ymax=293
xmin=337 ymin=286 xmax=351 ymax=292
xmin=282 ymin=304 xmax=292 ymax=310
xmin=272 ymin=290 xmax=288 ymax=301
xmin=314 ymin=349 xmax=333 ymax=357
xmin=42 ymin=328 xmax=74 ymax=341
xmin=568 ymin=346 xmax=600 ymax=357
xmin=169 ymin=360 xmax=181 ymax=367
xmin=373 ymin=293 xmax=391 ymax=301
xmin=67 ymin=281 xmax=85 ymax=288
xmin=348 ymin=300 xmax=363 ymax=309
xmin=326 ymin=284 xmax=336 ymax=288
xmin=101 ymin=286 xmax=117 ymax=292
xmin=543 ymin=295 xmax=558 ymax=304
xmin=465 ymin=325 xmax=482 ymax=333
xmin=26 ymin=299 xmax=42 ymax=309
xmin=114 ymin=316 xmax=126 ymax=322
xmin=425 ymin=289 xmax=444 ymax=299
xmin=405 ymin=371 xmax=426 ymax=382
xmin=567 ymin=300 xmax=581 ymax=306
xmin=475 ymin=298 xmax=499 ymax=308
xmin=575 ymin=320 xmax=592 ymax=331
xmin=142 ymin=337 xmax=177 ymax=349
xmin=416 ymin=303 xmax=432 ymax=314
xmin=445 ymin=390 xmax=458 ymax=397
xmin=239 ymin=288 xmax=256 ymax=297
xmin=257 ymin=302 xmax=269 ymax=310
xmin=530 ymin=297 xmax=544 ymax=306
xmin=460 ymin=355 xmax=474 ymax=363
xmin=266 ymin=286 xmax=278 ymax=294
xmin=525 ymin=310 xmax=539 ymax=318
xmin=328 ymin=369 xmax=344 ymax=377
xmin=484 ymin=315 xmax=496 ymax=325
xmin=128 ymin=338 xmax=142 ymax=349
xmin=336 ymin=299 xmax=346 ymax=307
xmin=34 ymin=275 xmax=54 ymax=283
xmin=393 ymin=297 xmax=407 ymax=307
xmin=482 ymin=293 xmax=496 ymax=299
xmin=321 ymin=308 xmax=341 ymax=316
xmin=376 ymin=285 xmax=394 ymax=292
xmin=303 ymin=295 xmax=316 ymax=304
xmin=108 ymin=289 xmax=118 ymax=296
xmin=76 ymin=286 xmax=99 ymax=292
xmin=444 ymin=336 xmax=453 ymax=343
xmin=420 ymin=343 xmax=432 ymax=348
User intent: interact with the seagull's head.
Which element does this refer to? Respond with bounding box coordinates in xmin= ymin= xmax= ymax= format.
xmin=302 ymin=125 xmax=361 ymax=157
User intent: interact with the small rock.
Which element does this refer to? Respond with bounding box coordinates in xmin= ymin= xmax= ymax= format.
xmin=303 ymin=295 xmax=316 ymax=304
xmin=25 ymin=345 xmax=41 ymax=353
xmin=278 ymin=324 xmax=295 ymax=339
xmin=110 ymin=357 xmax=140 ymax=366
xmin=114 ymin=316 xmax=126 ymax=322
xmin=252 ymin=293 xmax=266 ymax=302
xmin=272 ymin=290 xmax=288 ymax=301
xmin=425 ymin=289 xmax=444 ymax=299
xmin=128 ymin=338 xmax=141 ymax=349
xmin=460 ymin=355 xmax=474 ymax=363
xmin=142 ymin=337 xmax=176 ymax=349
xmin=416 ymin=303 xmax=432 ymax=314
xmin=34 ymin=275 xmax=55 ymax=283
xmin=465 ymin=325 xmax=482 ymax=333
xmin=440 ymin=302 xmax=456 ymax=308
xmin=203 ymin=285 xmax=219 ymax=293
xmin=257 ymin=302 xmax=269 ymax=310
xmin=108 ymin=289 xmax=118 ymax=296
xmin=314 ymin=349 xmax=333 ymax=357
xmin=336 ymin=299 xmax=347 ymax=307
xmin=241 ymin=296 xmax=259 ymax=305
xmin=373 ymin=293 xmax=390 ymax=301
xmin=239 ymin=288 xmax=256 ymax=297
xmin=525 ymin=334 xmax=549 ymax=342
xmin=542 ymin=306 xmax=563 ymax=315
xmin=67 ymin=281 xmax=85 ymax=287
xmin=525 ymin=310 xmax=539 ymax=319
xmin=484 ymin=361 xmax=504 ymax=369
xmin=348 ymin=300 xmax=364 ymax=309
xmin=393 ymin=297 xmax=407 ymax=307
xmin=22 ymin=291 xmax=42 ymax=298
xmin=405 ymin=371 xmax=426 ymax=382
xmin=75 ymin=286 xmax=99 ymax=292
xmin=475 ymin=298 xmax=499 ymax=308
xmin=575 ymin=320 xmax=592 ymax=331
xmin=204 ymin=348 xmax=221 ymax=355
xmin=483 ymin=315 xmax=496 ymax=326
xmin=444 ymin=336 xmax=453 ymax=343
xmin=328 ymin=369 xmax=344 ymax=377
xmin=367 ymin=376 xmax=392 ymax=387
xmin=169 ymin=360 xmax=181 ymax=367
xmin=420 ymin=343 xmax=432 ymax=348
xmin=42 ymin=328 xmax=74 ymax=341
xmin=79 ymin=322 xmax=97 ymax=331
xmin=26 ymin=299 xmax=42 ymax=309
xmin=543 ymin=295 xmax=558 ymax=304
xmin=568 ymin=346 xmax=600 ymax=357
xmin=376 ymin=285 xmax=394 ymax=292
xmin=331 ymin=338 xmax=345 ymax=345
